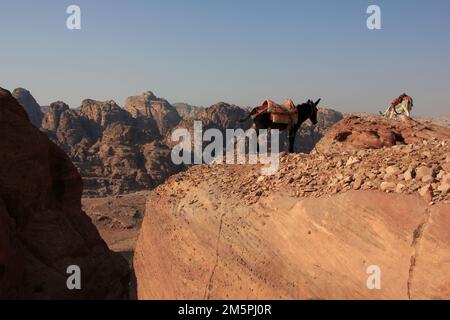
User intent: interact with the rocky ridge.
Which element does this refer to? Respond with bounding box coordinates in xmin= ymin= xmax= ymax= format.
xmin=159 ymin=116 xmax=450 ymax=206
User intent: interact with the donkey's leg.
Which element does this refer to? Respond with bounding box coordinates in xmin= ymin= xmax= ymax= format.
xmin=288 ymin=127 xmax=297 ymax=153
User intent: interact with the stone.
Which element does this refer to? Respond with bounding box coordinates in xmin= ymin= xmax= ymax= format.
xmin=353 ymin=176 xmax=364 ymax=190
xmin=380 ymin=181 xmax=396 ymax=192
xmin=404 ymin=170 xmax=415 ymax=181
xmin=257 ymin=176 xmax=266 ymax=183
xmin=415 ymin=166 xmax=434 ymax=180
xmin=396 ymin=183 xmax=406 ymax=193
xmin=422 ymin=151 xmax=432 ymax=158
xmin=438 ymin=183 xmax=450 ymax=195
xmin=437 ymin=170 xmax=446 ymax=180
xmin=346 ymin=157 xmax=360 ymax=166
xmin=442 ymin=174 xmax=450 ymax=185
xmin=386 ymin=165 xmax=401 ymax=176
xmin=422 ymin=175 xmax=435 ymax=183
xmin=442 ymin=162 xmax=450 ymax=173
xmin=419 ymin=184 xmax=433 ymax=203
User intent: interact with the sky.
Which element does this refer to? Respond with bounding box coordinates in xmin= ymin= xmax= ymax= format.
xmin=1 ymin=0 xmax=449 ymax=116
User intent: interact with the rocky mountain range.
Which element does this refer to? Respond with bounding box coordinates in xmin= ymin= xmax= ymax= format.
xmin=14 ymin=89 xmax=343 ymax=196
xmin=38 ymin=94 xmax=183 ymax=196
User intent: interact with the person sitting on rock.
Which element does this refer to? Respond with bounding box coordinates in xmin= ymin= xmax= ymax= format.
xmin=380 ymin=93 xmax=414 ymax=119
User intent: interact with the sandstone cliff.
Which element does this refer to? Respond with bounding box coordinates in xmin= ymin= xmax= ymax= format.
xmin=0 ymin=88 xmax=130 ymax=299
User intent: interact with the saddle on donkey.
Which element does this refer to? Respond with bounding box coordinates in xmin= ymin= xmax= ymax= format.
xmin=253 ymin=99 xmax=298 ymax=125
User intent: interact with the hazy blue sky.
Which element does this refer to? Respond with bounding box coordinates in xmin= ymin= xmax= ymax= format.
xmin=1 ymin=0 xmax=449 ymax=115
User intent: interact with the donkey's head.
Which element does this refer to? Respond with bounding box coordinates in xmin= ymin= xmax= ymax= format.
xmin=299 ymin=99 xmax=321 ymax=125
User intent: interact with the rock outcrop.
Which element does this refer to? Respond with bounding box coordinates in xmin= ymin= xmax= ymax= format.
xmin=134 ymin=115 xmax=450 ymax=300
xmin=125 ymin=91 xmax=181 ymax=136
xmin=0 ymin=87 xmax=130 ymax=299
xmin=81 ymin=134 xmax=183 ymax=196
xmin=316 ymin=114 xmax=450 ymax=154
xmin=41 ymin=101 xmax=91 ymax=158
xmin=79 ymin=99 xmax=133 ymax=139
xmin=12 ymin=88 xmax=44 ymax=127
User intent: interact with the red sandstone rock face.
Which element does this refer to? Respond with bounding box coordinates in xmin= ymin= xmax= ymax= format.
xmin=0 ymin=87 xmax=130 ymax=299
xmin=135 ymin=176 xmax=450 ymax=300
xmin=316 ymin=115 xmax=450 ymax=153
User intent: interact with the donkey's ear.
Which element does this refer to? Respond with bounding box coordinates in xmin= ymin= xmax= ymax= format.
xmin=314 ymin=99 xmax=321 ymax=107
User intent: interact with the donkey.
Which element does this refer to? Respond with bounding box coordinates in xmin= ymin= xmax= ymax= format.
xmin=240 ymin=99 xmax=321 ymax=153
